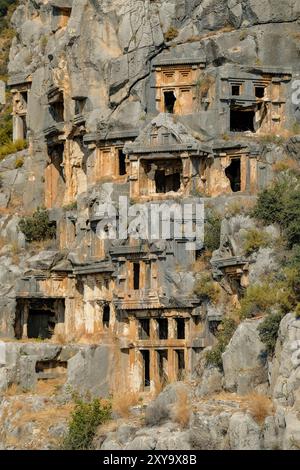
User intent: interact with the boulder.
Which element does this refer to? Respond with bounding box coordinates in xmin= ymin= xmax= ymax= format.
xmin=222 ymin=319 xmax=268 ymax=394
xmin=229 ymin=412 xmax=263 ymax=450
xmin=66 ymin=345 xmax=113 ymax=398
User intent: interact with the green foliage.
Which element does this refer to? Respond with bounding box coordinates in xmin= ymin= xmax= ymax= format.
xmin=63 ymin=201 xmax=77 ymax=211
xmin=206 ymin=318 xmax=238 ymax=369
xmin=204 ymin=210 xmax=221 ymax=252
xmin=19 ymin=207 xmax=56 ymax=242
xmin=295 ymin=304 xmax=300 ymax=319
xmin=164 ymin=26 xmax=179 ymax=41
xmin=0 ymin=139 xmax=27 ymax=159
xmin=193 ymin=272 xmax=220 ymax=304
xmin=62 ymin=398 xmax=112 ymax=450
xmin=0 ymin=104 xmax=12 ymax=146
xmin=15 ymin=156 xmax=24 ymax=168
xmin=243 ymin=228 xmax=271 ymax=255
xmin=240 ymin=273 xmax=296 ymax=319
xmin=252 ymin=173 xmax=300 ymax=248
xmin=258 ymin=312 xmax=284 ymax=354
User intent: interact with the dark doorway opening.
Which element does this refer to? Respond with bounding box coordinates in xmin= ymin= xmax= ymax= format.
xmin=157 ymin=349 xmax=168 ymax=385
xmin=230 ymin=108 xmax=255 ymax=132
xmin=27 ymin=305 xmax=56 ymax=340
xmin=255 ymin=86 xmax=265 ymax=98
xmin=21 ymin=115 xmax=27 ymax=140
xmin=103 ymin=304 xmax=110 ymax=328
xmin=15 ymin=298 xmax=64 ymax=340
xmin=35 ymin=360 xmax=67 ymax=380
xmin=231 ymin=85 xmax=241 ymax=96
xmin=164 ymin=91 xmax=176 ymax=113
xmin=133 ymin=262 xmax=140 ymax=290
xmin=175 ymin=350 xmax=185 ymax=380
xmin=141 ymin=350 xmax=150 ymax=388
xmin=225 ymin=158 xmax=241 ymax=192
xmin=118 ymin=149 xmax=127 ymax=176
xmin=49 ymin=143 xmax=65 ymax=181
xmin=139 ymin=319 xmax=150 ymax=339
xmin=175 ymin=318 xmax=185 ymax=339
xmin=155 ymin=170 xmax=181 ymax=193
xmin=157 ymin=318 xmax=168 ymax=340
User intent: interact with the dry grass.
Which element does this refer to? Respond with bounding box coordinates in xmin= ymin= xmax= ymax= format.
xmin=243 ymin=392 xmax=274 ymax=425
xmin=172 ymin=388 xmax=191 ymax=428
xmin=35 ymin=377 xmax=65 ymax=396
xmin=273 ymin=158 xmax=300 ymax=174
xmin=16 ymin=402 xmax=73 ymax=428
xmin=192 ymin=252 xmax=211 ymax=272
xmin=112 ymin=390 xmax=140 ymax=418
xmin=186 ymin=26 xmax=235 ymax=43
xmin=212 ymin=391 xmax=274 ymax=425
xmin=225 ymin=198 xmax=256 ymax=217
xmin=5 ymin=383 xmax=20 ymax=397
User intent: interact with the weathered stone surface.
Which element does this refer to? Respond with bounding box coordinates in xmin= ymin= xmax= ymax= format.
xmin=229 ymin=412 xmax=263 ymax=450
xmin=66 ymin=345 xmax=113 ymax=398
xmin=222 ymin=319 xmax=268 ymax=394
xmin=145 ymin=382 xmax=190 ymax=426
xmin=196 ymin=367 xmax=223 ymax=397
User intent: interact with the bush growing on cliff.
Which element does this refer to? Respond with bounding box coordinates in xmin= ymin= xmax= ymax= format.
xmin=193 ymin=272 xmax=221 ymax=304
xmin=62 ymin=398 xmax=112 ymax=450
xmin=258 ymin=312 xmax=284 ymax=355
xmin=204 ymin=210 xmax=221 ymax=252
xmin=242 ymin=228 xmax=271 ymax=255
xmin=240 ymin=276 xmax=296 ymax=319
xmin=19 ymin=207 xmax=56 ymax=242
xmin=206 ymin=318 xmax=238 ymax=370
xmin=0 ymin=139 xmax=27 ymax=160
xmin=252 ymin=173 xmax=300 ymax=248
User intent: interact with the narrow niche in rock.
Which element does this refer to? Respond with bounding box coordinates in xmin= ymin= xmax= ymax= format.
xmin=118 ymin=149 xmax=127 ymax=176
xmin=225 ymin=158 xmax=241 ymax=192
xmin=103 ymin=304 xmax=110 ymax=328
xmin=35 ymin=360 xmax=67 ymax=380
xmin=230 ymin=107 xmax=255 ymax=132
xmin=141 ymin=349 xmax=150 ymax=388
xmin=164 ymin=91 xmax=176 ymax=113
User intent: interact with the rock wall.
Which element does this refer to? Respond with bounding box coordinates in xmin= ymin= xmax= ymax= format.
xmin=0 ymin=0 xmax=300 ymax=450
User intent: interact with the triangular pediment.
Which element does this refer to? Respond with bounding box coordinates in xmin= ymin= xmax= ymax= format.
xmin=134 ymin=113 xmax=197 ymax=147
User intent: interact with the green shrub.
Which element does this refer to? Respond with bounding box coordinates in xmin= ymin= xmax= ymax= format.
xmin=295 ymin=304 xmax=300 ymax=319
xmin=206 ymin=318 xmax=238 ymax=369
xmin=243 ymin=229 xmax=271 ymax=255
xmin=63 ymin=201 xmax=77 ymax=211
xmin=204 ymin=210 xmax=221 ymax=252
xmin=62 ymin=398 xmax=112 ymax=450
xmin=240 ymin=275 xmax=296 ymax=319
xmin=193 ymin=272 xmax=221 ymax=304
xmin=252 ymin=173 xmax=300 ymax=248
xmin=0 ymin=139 xmax=27 ymax=160
xmin=164 ymin=26 xmax=179 ymax=41
xmin=258 ymin=312 xmax=284 ymax=354
xmin=15 ymin=157 xmax=24 ymax=168
xmin=19 ymin=207 xmax=56 ymax=242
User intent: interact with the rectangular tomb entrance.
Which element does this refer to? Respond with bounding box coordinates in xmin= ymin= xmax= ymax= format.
xmin=15 ymin=298 xmax=65 ymax=340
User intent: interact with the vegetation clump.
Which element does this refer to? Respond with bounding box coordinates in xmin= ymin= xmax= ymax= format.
xmin=206 ymin=318 xmax=238 ymax=369
xmin=19 ymin=207 xmax=56 ymax=242
xmin=204 ymin=210 xmax=222 ymax=252
xmin=257 ymin=312 xmax=284 ymax=355
xmin=62 ymin=398 xmax=112 ymax=450
xmin=193 ymin=272 xmax=221 ymax=304
xmin=164 ymin=26 xmax=179 ymax=41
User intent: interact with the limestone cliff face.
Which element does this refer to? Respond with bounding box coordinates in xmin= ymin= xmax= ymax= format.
xmin=0 ymin=0 xmax=300 ymax=450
